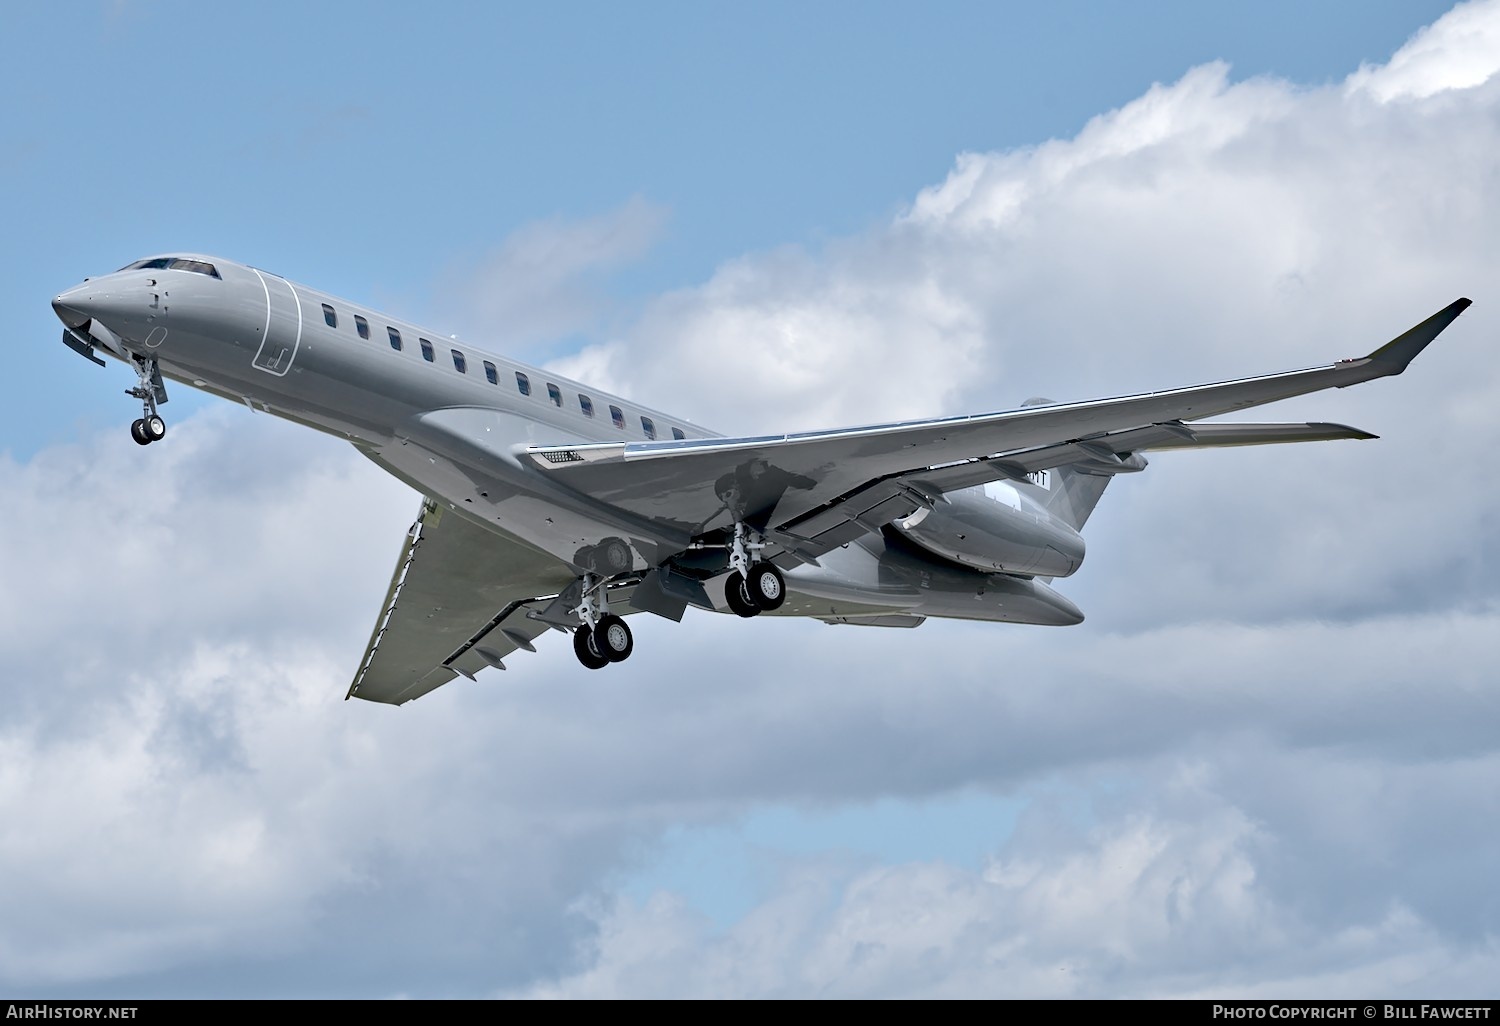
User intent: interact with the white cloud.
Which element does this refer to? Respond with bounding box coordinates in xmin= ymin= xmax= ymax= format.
xmin=2 ymin=413 xmax=1496 ymax=994
xmin=515 ymin=0 xmax=1500 ymax=996
xmin=553 ymin=0 xmax=1500 ymax=637
xmin=442 ymin=196 xmax=669 ymax=353
xmin=1347 ymin=0 xmax=1500 ymax=101
xmin=514 ymin=743 xmax=1500 ymax=998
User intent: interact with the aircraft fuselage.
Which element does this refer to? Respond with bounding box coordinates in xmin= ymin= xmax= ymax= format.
xmin=51 ymin=254 xmax=1089 ymax=629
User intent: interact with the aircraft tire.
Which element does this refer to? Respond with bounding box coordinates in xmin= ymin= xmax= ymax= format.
xmin=724 ymin=571 xmax=761 ymax=618
xmin=747 ymin=562 xmax=785 ymax=611
xmin=573 ymin=625 xmax=610 ymax=669
xmin=593 ymin=614 xmax=633 ymax=663
xmin=600 ymin=537 xmax=632 ymax=573
xmin=145 ymin=415 xmax=166 ymax=441
xmin=130 ymin=419 xmax=152 ymax=446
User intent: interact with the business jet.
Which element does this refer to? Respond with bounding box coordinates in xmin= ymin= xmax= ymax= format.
xmin=50 ymin=254 xmax=1469 ymax=704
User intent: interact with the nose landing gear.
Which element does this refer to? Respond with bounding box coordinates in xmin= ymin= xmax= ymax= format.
xmin=130 ymin=415 xmax=166 ymax=446
xmin=126 ymin=356 xmax=169 ymax=446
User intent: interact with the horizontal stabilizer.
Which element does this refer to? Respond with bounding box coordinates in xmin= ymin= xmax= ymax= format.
xmin=1129 ymin=421 xmax=1377 ymax=450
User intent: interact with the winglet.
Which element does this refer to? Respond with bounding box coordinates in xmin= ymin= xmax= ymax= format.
xmin=1366 ymin=298 xmax=1471 ymax=373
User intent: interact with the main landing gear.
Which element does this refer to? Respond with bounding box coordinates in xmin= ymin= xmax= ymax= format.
xmin=571 ymin=572 xmax=634 ymax=670
xmin=723 ymin=522 xmax=785 ymax=619
xmin=566 ymin=523 xmax=788 ymax=669
xmin=126 ymin=355 xmax=168 ymax=446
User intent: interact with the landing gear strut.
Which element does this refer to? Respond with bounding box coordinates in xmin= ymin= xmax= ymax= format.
xmin=126 ymin=356 xmax=168 ymax=446
xmin=570 ymin=572 xmax=634 ymax=669
xmin=723 ymin=522 xmax=785 ymax=618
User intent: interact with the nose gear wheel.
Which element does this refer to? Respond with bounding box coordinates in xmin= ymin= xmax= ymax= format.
xmin=125 ymin=356 xmax=169 ymax=445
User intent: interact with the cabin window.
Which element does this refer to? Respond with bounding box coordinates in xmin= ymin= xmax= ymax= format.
xmin=419 ymin=338 xmax=434 ymax=362
xmin=547 ymin=383 xmax=562 ymax=406
xmin=579 ymin=394 xmax=595 ymax=418
xmin=516 ymin=371 xmax=531 ymax=396
xmin=322 ymin=304 xmax=337 ymax=328
xmin=640 ymin=416 xmax=656 ymax=440
xmin=354 ymin=315 xmax=370 ymax=340
xmin=483 ymin=360 xmax=498 ymax=385
xmin=387 ymin=327 xmax=402 ymax=351
xmin=671 ymin=427 xmax=686 ymax=440
xmin=452 ymin=350 xmax=467 ymax=373
xmin=610 ymin=405 xmax=625 ymax=430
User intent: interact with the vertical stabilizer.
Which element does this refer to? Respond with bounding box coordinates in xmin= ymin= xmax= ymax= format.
xmin=1017 ymin=397 xmax=1147 ymax=532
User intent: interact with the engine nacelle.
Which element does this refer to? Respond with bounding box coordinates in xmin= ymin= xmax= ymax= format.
xmin=894 ymin=481 xmax=1085 ymax=577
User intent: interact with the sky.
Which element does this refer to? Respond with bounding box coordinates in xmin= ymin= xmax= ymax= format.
xmin=2 ymin=0 xmax=1496 ymax=1000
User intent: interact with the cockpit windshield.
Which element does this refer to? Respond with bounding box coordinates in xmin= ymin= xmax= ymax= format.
xmin=117 ymin=257 xmax=221 ymax=278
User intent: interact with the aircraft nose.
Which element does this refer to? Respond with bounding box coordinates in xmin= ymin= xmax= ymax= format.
xmin=52 ymin=288 xmax=94 ymax=328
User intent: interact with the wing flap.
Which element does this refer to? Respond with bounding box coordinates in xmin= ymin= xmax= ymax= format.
xmin=442 ymin=577 xmax=645 ymax=680
xmin=446 ymin=605 xmax=561 ymax=680
xmin=769 ymin=420 xmax=1380 ymax=562
xmin=906 ymin=421 xmax=1375 ymax=493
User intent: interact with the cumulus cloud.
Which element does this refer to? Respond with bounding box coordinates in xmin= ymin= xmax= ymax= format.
xmin=520 ymin=0 xmax=1500 ymax=996
xmin=442 ymin=196 xmax=669 ymax=355
xmin=515 ymin=736 xmax=1500 ymax=999
xmin=553 ymin=0 xmax=1500 ymax=634
xmin=5 ymin=0 xmax=1499 ymax=999
xmin=8 ymin=407 xmax=1493 ymax=995
xmin=1347 ymin=0 xmax=1500 ymax=101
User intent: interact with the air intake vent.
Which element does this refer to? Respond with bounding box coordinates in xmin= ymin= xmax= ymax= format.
xmin=539 ymin=449 xmax=584 ymax=464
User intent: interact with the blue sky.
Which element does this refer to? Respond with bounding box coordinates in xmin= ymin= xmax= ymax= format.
xmin=3 ymin=0 xmax=1497 ymax=999
xmin=7 ymin=0 xmax=1455 ymax=451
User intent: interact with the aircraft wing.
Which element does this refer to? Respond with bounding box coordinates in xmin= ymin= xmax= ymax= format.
xmin=346 ymin=499 xmax=583 ymax=705
xmin=523 ymin=299 xmax=1469 ymax=561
